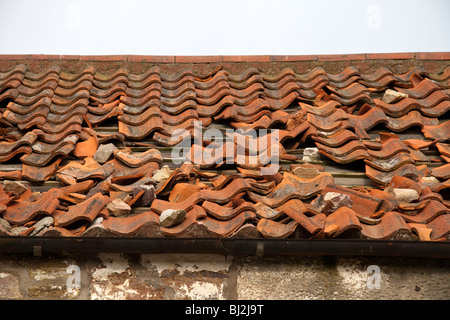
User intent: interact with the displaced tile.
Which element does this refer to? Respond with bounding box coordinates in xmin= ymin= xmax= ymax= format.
xmin=53 ymin=192 xmax=109 ymax=227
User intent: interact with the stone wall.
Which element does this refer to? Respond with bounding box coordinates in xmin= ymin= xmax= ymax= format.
xmin=0 ymin=253 xmax=448 ymax=300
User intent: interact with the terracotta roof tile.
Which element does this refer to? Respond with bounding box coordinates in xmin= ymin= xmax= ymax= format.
xmin=0 ymin=56 xmax=449 ymax=245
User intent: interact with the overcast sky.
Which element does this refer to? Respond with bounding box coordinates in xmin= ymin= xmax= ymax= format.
xmin=0 ymin=0 xmax=449 ymax=55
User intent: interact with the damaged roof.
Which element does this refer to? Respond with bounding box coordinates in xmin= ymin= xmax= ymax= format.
xmin=0 ymin=53 xmax=449 ymax=248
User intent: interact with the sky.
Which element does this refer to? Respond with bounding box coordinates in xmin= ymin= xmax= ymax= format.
xmin=0 ymin=0 xmax=449 ymax=55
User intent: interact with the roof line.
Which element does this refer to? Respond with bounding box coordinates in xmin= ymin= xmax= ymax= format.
xmin=1 ymin=237 xmax=449 ymax=258
xmin=0 ymin=52 xmax=448 ymax=63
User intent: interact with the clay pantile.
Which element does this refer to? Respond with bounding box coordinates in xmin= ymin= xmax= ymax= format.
xmin=324 ymin=206 xmax=362 ymax=237
xmin=127 ymin=67 xmax=160 ymax=88
xmin=360 ymin=211 xmax=411 ymax=240
xmin=35 ymin=116 xmax=83 ymax=134
xmin=169 ymin=183 xmax=202 ymax=203
xmin=120 ymin=85 xmax=161 ymax=106
xmin=214 ymin=105 xmax=271 ymax=123
xmin=200 ymin=210 xmax=257 ymax=238
xmin=24 ymin=66 xmax=60 ymax=82
xmin=0 ymin=145 xmax=31 ymax=162
xmin=257 ymin=218 xmax=298 ymax=238
xmin=58 ymin=74 xmax=94 ymax=90
xmin=53 ymin=192 xmax=109 ymax=227
xmin=422 ymin=121 xmax=450 ymax=142
xmin=400 ymin=200 xmax=449 ymax=224
xmin=426 ymin=214 xmax=450 ymax=240
xmin=428 ymin=66 xmax=450 ymax=82
xmin=22 ymin=159 xmax=61 ymax=182
xmin=403 ymin=139 xmax=438 ymax=150
xmin=261 ymin=91 xmax=298 ymax=110
xmin=366 ymin=135 xmax=409 ymax=160
xmin=195 ymin=74 xmax=229 ymax=92
xmin=0 ymin=88 xmax=19 ymax=104
xmin=326 ymin=67 xmax=359 ymax=83
xmin=0 ymin=64 xmax=27 ymax=81
xmin=46 ymin=106 xmax=88 ymax=125
xmin=284 ymin=209 xmax=326 ymax=236
xmin=151 ymin=192 xmax=203 ymax=214
xmin=364 ymin=152 xmax=415 ymax=172
xmin=418 ymin=187 xmax=444 ymax=202
xmin=329 ymin=75 xmax=360 ymax=89
xmin=387 ymin=175 xmax=423 ymax=194
xmin=160 ymin=205 xmax=208 ymax=237
xmin=253 ymin=202 xmax=283 ymax=220
xmin=161 ymin=68 xmax=194 ymax=83
xmin=20 ymin=143 xmax=74 ymax=167
xmin=3 ymin=104 xmax=49 ymax=127
xmin=87 ymin=100 xmax=120 ymax=115
xmin=0 ymin=59 xmax=448 ymax=243
xmin=347 ymin=107 xmax=389 ymax=131
xmin=101 ymin=210 xmax=161 ymax=237
xmin=195 ymin=80 xmax=230 ymax=100
xmin=408 ymin=223 xmax=433 ymax=241
xmin=51 ymin=89 xmax=89 ymax=107
xmin=0 ymin=170 xmax=22 ymax=181
xmin=395 ymin=78 xmax=441 ymax=99
xmin=374 ymin=91 xmax=450 ymax=117
xmin=263 ymin=71 xmax=296 ymax=89
xmin=202 ymin=200 xmax=256 ymax=220
xmin=48 ymin=98 xmax=89 ymax=116
xmin=319 ymin=147 xmax=369 ymax=164
xmin=93 ymin=66 xmax=127 ymax=82
xmin=307 ymin=108 xmax=349 ymax=131
xmin=230 ymin=110 xmax=290 ymax=131
xmin=385 ymin=110 xmax=439 ymax=132
xmin=318 ymin=184 xmax=384 ymax=217
xmin=0 ymin=131 xmax=37 ymax=155
xmin=118 ymin=116 xmax=164 ymax=139
xmin=365 ymin=163 xmax=423 ymax=186
xmin=315 ymin=139 xmax=367 ymax=158
xmin=431 ymin=164 xmax=450 ymax=180
xmin=263 ymin=81 xmax=299 ymax=100
xmin=297 ymin=75 xmax=329 ymax=92
xmin=31 ymin=134 xmax=78 ymax=155
xmin=17 ymin=79 xmax=58 ymax=97
xmin=327 ymin=82 xmax=370 ymax=99
xmin=227 ymin=67 xmax=259 ymax=83
xmin=329 ymin=91 xmax=372 ymax=106
xmin=12 ymin=88 xmax=53 ymax=106
xmin=248 ymin=172 xmax=335 ymax=207
xmin=2 ymin=188 xmax=62 ymax=225
xmin=57 ymin=157 xmax=113 ymax=182
xmin=199 ymin=178 xmax=253 ymax=204
xmin=311 ymin=129 xmax=358 ymax=149
xmin=109 ymin=176 xmax=156 ymax=193
xmin=113 ymin=148 xmax=162 ymax=167
xmin=73 ymin=134 xmax=98 ymax=158
xmin=0 ymin=78 xmax=22 ymax=93
xmin=360 ymin=67 xmax=396 ymax=88
xmin=299 ymin=101 xmax=340 ymax=116
xmin=91 ymin=81 xmax=127 ymax=98
xmin=436 ymin=143 xmax=450 ymax=159
xmin=31 ymin=124 xmax=81 ymax=144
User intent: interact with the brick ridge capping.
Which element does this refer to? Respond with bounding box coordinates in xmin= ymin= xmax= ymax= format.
xmin=0 ymin=52 xmax=449 ymax=63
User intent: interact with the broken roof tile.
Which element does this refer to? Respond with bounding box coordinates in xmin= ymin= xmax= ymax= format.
xmin=0 ymin=59 xmax=448 ymax=245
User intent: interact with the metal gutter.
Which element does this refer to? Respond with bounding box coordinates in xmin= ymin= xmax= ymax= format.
xmin=0 ymin=237 xmax=449 ymax=258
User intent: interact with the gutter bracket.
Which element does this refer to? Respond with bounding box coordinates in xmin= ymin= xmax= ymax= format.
xmin=33 ymin=245 xmax=42 ymax=257
xmin=256 ymin=241 xmax=265 ymax=257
